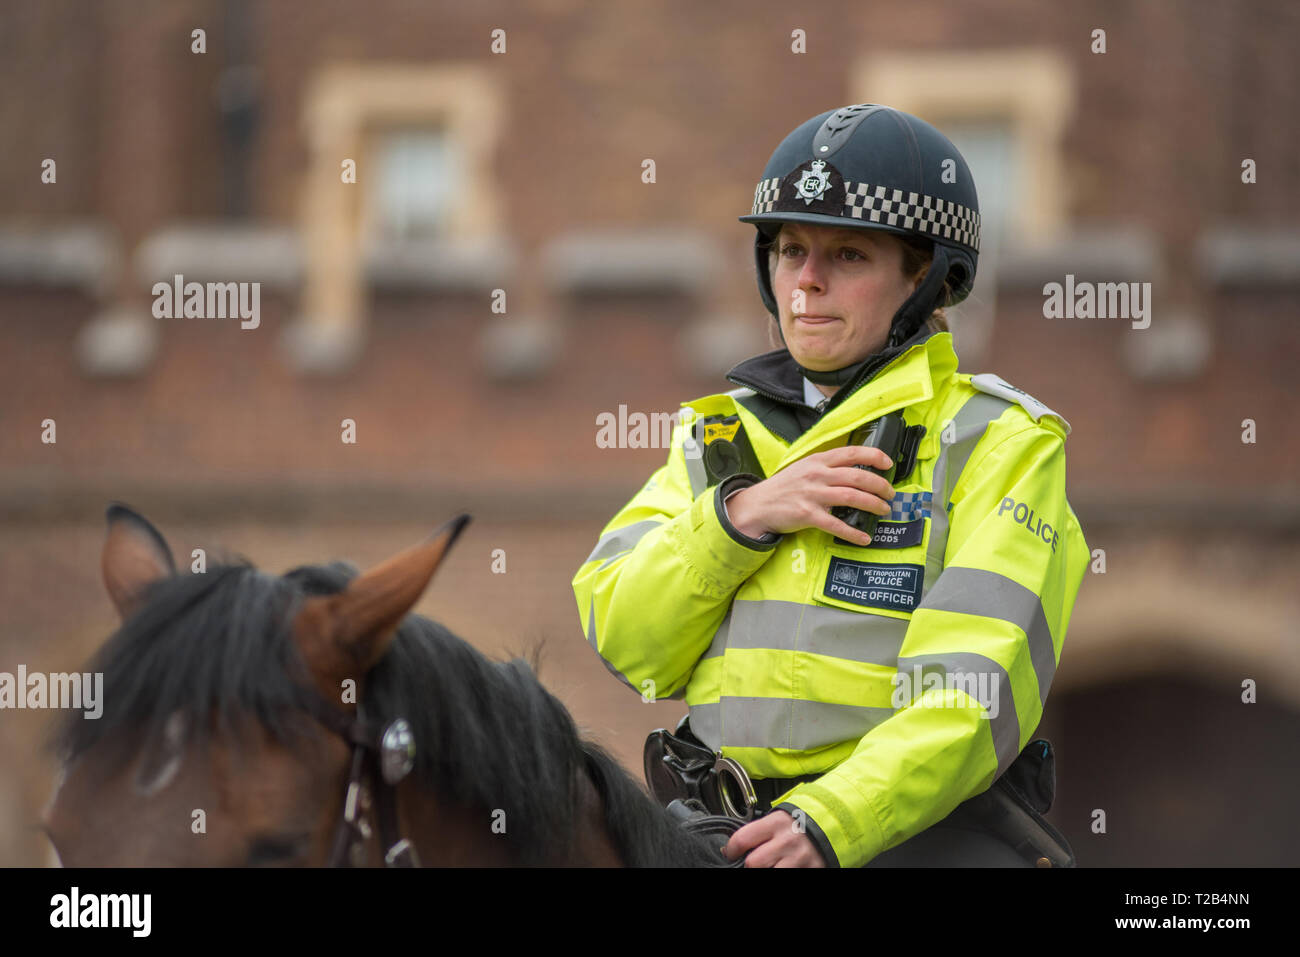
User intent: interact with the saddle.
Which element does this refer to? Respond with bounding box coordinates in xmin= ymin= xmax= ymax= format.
xmin=959 ymin=739 xmax=1077 ymax=868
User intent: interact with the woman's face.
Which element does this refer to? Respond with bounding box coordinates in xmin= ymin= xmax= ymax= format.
xmin=770 ymin=222 xmax=921 ymax=370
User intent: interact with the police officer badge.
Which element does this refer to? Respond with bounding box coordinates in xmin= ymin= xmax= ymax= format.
xmin=794 ymin=159 xmax=831 ymax=205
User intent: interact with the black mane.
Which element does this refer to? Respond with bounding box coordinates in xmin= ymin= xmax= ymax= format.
xmin=51 ymin=558 xmax=725 ymax=866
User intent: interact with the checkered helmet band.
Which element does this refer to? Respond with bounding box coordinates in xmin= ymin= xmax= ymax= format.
xmin=750 ymin=176 xmax=981 ymax=254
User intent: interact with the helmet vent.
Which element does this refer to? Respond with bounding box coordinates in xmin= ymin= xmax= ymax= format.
xmin=812 ymin=104 xmax=885 ymax=158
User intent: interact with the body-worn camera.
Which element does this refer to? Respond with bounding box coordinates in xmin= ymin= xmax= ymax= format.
xmin=831 ymin=412 xmax=925 ymax=544
xmin=694 ymin=414 xmax=765 ymax=486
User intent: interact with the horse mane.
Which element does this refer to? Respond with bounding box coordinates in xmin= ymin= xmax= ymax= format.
xmin=50 ymin=557 xmax=726 ymax=866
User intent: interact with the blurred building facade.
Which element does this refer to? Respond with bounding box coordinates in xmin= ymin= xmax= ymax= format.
xmin=1 ymin=0 xmax=1297 ymax=865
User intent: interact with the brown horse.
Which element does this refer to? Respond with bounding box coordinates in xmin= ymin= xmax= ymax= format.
xmin=41 ymin=505 xmax=729 ymax=867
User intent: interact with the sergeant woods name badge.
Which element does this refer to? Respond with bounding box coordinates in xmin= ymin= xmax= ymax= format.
xmin=830 ymin=518 xmax=923 ymax=549
xmin=824 ymin=558 xmax=924 ymax=612
xmin=867 ymin=518 xmax=924 ymax=548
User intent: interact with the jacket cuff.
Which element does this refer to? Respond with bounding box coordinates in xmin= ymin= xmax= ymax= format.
xmin=715 ymin=473 xmax=781 ymax=550
xmin=774 ymin=801 xmax=840 ymax=868
xmin=666 ymin=478 xmax=779 ymax=599
xmin=777 ymin=780 xmax=889 ymax=869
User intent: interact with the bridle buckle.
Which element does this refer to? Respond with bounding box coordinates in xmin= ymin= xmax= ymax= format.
xmin=384 ymin=838 xmax=420 ymax=867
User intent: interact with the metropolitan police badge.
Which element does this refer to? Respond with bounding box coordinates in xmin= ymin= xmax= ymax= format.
xmin=764 ymin=158 xmax=847 ymax=216
xmin=794 ymin=159 xmax=831 ymax=205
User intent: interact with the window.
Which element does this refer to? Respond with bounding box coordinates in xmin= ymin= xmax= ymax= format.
xmin=287 ymin=64 xmax=505 ymax=370
xmin=935 ymin=117 xmax=1017 ymax=255
xmin=366 ymin=126 xmax=462 ymax=242
xmin=851 ymin=50 xmax=1075 ymax=360
xmin=852 ymin=49 xmax=1074 ymax=240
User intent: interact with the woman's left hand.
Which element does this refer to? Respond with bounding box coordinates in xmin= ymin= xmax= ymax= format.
xmin=721 ymin=810 xmax=827 ymax=867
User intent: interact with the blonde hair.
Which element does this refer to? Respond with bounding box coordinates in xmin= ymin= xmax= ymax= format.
xmin=762 ymin=225 xmax=953 ymax=334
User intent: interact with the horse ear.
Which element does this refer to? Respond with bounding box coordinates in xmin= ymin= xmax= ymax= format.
xmin=102 ymin=503 xmax=177 ymax=622
xmin=293 ymin=514 xmax=471 ymax=695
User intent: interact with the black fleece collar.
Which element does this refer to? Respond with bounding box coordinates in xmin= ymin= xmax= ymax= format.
xmin=725 ymin=324 xmax=937 ymax=415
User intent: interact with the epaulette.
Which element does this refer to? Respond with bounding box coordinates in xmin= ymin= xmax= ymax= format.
xmin=968 ymin=373 xmax=1071 ymax=435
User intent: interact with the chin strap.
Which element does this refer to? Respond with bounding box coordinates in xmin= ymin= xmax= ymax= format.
xmin=886 ymin=244 xmax=952 ymax=349
xmin=799 ymin=356 xmax=873 ymax=386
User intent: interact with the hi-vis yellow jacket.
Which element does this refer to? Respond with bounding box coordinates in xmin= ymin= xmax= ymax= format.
xmin=572 ymin=331 xmax=1088 ymax=867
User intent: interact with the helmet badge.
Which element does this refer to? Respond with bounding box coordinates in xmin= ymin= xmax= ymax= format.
xmin=794 ymin=159 xmax=831 ymax=205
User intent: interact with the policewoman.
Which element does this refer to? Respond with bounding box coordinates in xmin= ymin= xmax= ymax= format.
xmin=572 ymin=104 xmax=1088 ymax=867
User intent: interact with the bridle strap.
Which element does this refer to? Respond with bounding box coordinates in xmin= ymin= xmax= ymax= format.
xmin=326 ymin=737 xmax=371 ymax=867
xmin=375 ymin=768 xmax=417 ymax=866
xmin=303 ymin=692 xmax=420 ymax=868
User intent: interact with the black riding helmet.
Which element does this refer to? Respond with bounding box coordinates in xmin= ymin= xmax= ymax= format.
xmin=738 ymin=104 xmax=981 ymax=380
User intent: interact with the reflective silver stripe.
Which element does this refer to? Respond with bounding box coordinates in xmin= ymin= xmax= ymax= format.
xmin=702 ymin=607 xmax=732 ymax=660
xmin=684 ymin=442 xmax=708 ymax=499
xmin=688 ymin=701 xmax=721 ymax=751
xmin=800 ymin=603 xmax=910 ymax=664
xmin=704 ymin=697 xmax=893 ymax=751
xmin=582 ymin=519 xmax=662 ymax=569
xmin=894 ymin=651 xmax=1020 ymax=776
xmin=902 ymin=393 xmax=1033 ymax=777
xmin=917 ymin=566 xmax=1057 ymax=706
xmin=923 ymin=393 xmax=1012 ymax=602
xmin=701 ymin=599 xmax=909 ymax=666
xmin=586 ymin=597 xmax=598 ymax=650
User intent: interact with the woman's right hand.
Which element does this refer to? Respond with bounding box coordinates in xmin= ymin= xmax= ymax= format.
xmin=726 ymin=446 xmax=896 ymax=547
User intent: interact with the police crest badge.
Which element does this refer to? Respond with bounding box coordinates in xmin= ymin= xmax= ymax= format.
xmin=794 ymin=159 xmax=831 ymax=205
xmin=765 ymin=158 xmax=846 ymax=216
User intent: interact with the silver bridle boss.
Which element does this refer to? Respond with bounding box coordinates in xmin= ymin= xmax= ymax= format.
xmin=307 ymin=695 xmax=421 ymax=867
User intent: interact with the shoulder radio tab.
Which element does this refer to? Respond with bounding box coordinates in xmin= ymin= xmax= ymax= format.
xmin=968 ymin=373 xmax=1071 ymax=435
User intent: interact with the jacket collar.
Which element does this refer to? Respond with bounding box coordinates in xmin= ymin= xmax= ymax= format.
xmin=724 ymin=324 xmax=942 ymax=414
xmin=681 ymin=331 xmax=959 ymax=472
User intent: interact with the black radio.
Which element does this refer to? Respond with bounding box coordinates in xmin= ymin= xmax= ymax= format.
xmin=831 ymin=412 xmax=925 ymax=544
